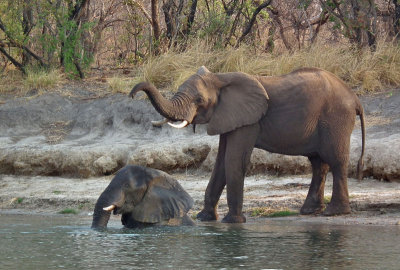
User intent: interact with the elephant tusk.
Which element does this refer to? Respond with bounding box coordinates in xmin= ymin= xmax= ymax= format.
xmin=103 ymin=205 xmax=116 ymax=212
xmin=168 ymin=120 xmax=189 ymax=129
xmin=151 ymin=118 xmax=168 ymax=127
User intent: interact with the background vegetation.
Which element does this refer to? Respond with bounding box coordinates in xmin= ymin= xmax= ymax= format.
xmin=0 ymin=0 xmax=399 ymax=92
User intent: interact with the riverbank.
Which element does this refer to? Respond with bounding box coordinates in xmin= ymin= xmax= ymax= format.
xmin=1 ymin=172 xmax=400 ymax=226
xmin=0 ymin=83 xmax=399 ymax=226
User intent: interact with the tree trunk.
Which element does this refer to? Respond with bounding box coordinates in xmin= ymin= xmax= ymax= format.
xmin=22 ymin=0 xmax=33 ymax=66
xmin=162 ymin=0 xmax=175 ymax=40
xmin=185 ymin=0 xmax=198 ymax=36
xmin=394 ymin=0 xmax=400 ymax=37
xmin=151 ymin=0 xmax=161 ymax=54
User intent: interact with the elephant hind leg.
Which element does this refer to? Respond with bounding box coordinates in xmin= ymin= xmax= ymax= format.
xmin=300 ymin=155 xmax=329 ymax=215
xmin=319 ymin=109 xmax=354 ymax=216
xmin=323 ymin=162 xmax=351 ymax=216
xmin=320 ymin=132 xmax=352 ymax=216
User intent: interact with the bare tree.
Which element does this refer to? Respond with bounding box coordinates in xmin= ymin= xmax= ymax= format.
xmin=162 ymin=0 xmax=185 ymax=48
xmin=320 ymin=0 xmax=377 ymax=48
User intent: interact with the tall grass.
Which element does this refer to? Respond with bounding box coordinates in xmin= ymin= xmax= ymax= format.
xmin=134 ymin=40 xmax=400 ymax=92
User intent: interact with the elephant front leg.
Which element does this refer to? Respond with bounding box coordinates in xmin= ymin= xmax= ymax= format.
xmin=222 ymin=124 xmax=259 ymax=223
xmin=197 ymin=134 xmax=227 ymax=221
xmin=301 ymin=156 xmax=329 ymax=215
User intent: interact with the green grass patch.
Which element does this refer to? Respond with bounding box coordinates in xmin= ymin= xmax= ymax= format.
xmin=52 ymin=190 xmax=63 ymax=195
xmin=10 ymin=197 xmax=24 ymax=204
xmin=267 ymin=210 xmax=299 ymax=218
xmin=250 ymin=207 xmax=298 ymax=218
xmin=16 ymin=197 xmax=24 ymax=204
xmin=59 ymin=208 xmax=79 ymax=215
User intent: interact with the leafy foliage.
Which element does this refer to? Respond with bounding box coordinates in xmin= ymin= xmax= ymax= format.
xmin=0 ymin=0 xmax=93 ymax=78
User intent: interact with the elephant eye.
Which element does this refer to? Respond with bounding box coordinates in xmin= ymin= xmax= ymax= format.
xmin=123 ymin=182 xmax=130 ymax=189
xmin=195 ymin=97 xmax=204 ymax=105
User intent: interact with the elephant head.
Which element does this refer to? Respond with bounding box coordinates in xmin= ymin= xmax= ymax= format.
xmin=130 ymin=66 xmax=269 ymax=135
xmin=91 ymin=165 xmax=193 ymax=229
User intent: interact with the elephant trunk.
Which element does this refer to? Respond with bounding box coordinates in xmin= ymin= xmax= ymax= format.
xmin=91 ymin=191 xmax=122 ymax=229
xmin=129 ymin=82 xmax=195 ymax=123
xmin=91 ymin=204 xmax=111 ymax=229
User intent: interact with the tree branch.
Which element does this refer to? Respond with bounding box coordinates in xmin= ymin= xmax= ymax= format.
xmin=0 ymin=43 xmax=26 ymax=74
xmin=0 ymin=18 xmax=47 ymax=68
xmin=125 ymin=0 xmax=152 ymax=24
xmin=236 ymin=0 xmax=272 ymax=47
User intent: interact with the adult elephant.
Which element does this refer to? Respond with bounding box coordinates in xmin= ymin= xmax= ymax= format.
xmin=130 ymin=67 xmax=365 ymax=223
xmin=91 ymin=165 xmax=194 ymax=229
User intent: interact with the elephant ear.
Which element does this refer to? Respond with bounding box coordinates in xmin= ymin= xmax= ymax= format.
xmin=207 ymin=72 xmax=269 ymax=135
xmin=131 ymin=170 xmax=193 ymax=223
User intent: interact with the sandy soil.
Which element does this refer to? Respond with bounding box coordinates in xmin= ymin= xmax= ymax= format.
xmin=0 ymin=84 xmax=399 ymax=225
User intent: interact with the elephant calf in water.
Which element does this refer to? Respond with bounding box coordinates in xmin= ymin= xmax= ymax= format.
xmin=91 ymin=165 xmax=194 ymax=229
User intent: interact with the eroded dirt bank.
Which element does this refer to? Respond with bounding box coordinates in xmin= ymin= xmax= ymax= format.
xmin=0 ymin=85 xmax=399 ymax=224
xmin=0 ymin=85 xmax=399 ymax=180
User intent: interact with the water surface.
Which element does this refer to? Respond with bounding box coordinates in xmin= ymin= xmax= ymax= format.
xmin=1 ymin=214 xmax=399 ymax=270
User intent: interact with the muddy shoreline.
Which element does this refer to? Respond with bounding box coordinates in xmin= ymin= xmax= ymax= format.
xmin=0 ymin=85 xmax=399 ymax=225
xmin=1 ymin=172 xmax=400 ymax=226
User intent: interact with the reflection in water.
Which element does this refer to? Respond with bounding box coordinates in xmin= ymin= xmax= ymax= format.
xmin=0 ymin=214 xmax=400 ymax=270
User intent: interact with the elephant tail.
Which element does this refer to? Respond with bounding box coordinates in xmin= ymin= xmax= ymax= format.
xmin=356 ymin=104 xmax=365 ymax=181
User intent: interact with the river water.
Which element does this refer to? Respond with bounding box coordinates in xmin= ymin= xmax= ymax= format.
xmin=1 ymin=214 xmax=399 ymax=270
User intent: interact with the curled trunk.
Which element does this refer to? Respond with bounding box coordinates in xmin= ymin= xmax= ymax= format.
xmin=129 ymin=82 xmax=194 ymax=122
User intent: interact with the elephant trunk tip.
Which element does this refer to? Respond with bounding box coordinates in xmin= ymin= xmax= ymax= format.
xmin=129 ymin=82 xmax=154 ymax=99
xmin=91 ymin=207 xmax=112 ymax=230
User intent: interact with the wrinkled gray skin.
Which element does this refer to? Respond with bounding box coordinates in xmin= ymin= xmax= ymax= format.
xmin=91 ymin=165 xmax=194 ymax=229
xmin=130 ymin=67 xmax=365 ymax=223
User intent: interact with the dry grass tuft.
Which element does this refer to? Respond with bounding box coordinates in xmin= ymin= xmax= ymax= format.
xmin=107 ymin=76 xmax=139 ymax=94
xmin=0 ymin=70 xmax=24 ymax=93
xmin=24 ymin=69 xmax=63 ymax=92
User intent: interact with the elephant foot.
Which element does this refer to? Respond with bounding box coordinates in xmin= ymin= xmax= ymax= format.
xmin=222 ymin=213 xmax=246 ymax=223
xmin=197 ymin=209 xmax=218 ymax=221
xmin=300 ymin=203 xmax=325 ymax=215
xmin=323 ymin=203 xmax=351 ymax=216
